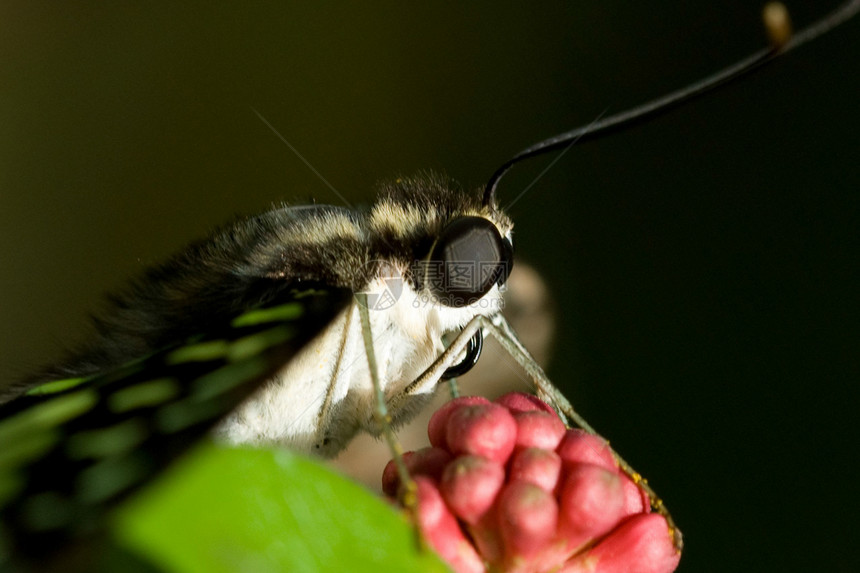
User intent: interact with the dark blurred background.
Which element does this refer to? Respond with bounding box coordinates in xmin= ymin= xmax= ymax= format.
xmin=2 ymin=2 xmax=858 ymax=571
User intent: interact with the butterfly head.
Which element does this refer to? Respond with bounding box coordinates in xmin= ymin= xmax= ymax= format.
xmin=367 ymin=174 xmax=513 ymax=315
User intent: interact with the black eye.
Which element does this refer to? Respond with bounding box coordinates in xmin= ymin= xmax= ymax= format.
xmin=424 ymin=216 xmax=513 ymax=308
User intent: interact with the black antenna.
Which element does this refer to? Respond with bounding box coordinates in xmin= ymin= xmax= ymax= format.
xmin=484 ymin=0 xmax=860 ymax=207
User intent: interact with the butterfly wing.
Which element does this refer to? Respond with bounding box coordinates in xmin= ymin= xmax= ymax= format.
xmin=0 ymin=285 xmax=351 ymax=566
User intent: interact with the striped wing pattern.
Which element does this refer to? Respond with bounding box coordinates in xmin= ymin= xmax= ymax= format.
xmin=0 ymin=286 xmax=350 ymax=567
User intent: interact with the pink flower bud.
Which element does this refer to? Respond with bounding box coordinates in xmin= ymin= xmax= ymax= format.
xmin=559 ymin=514 xmax=681 ymax=573
xmin=556 ymin=429 xmax=616 ymax=472
xmin=513 ymin=410 xmax=566 ymax=451
xmin=385 ymin=394 xmax=679 ymax=573
xmin=495 ymin=391 xmax=556 ymax=415
xmin=414 ymin=476 xmax=485 ymax=573
xmin=446 ymin=403 xmax=517 ymax=464
xmin=382 ymin=455 xmax=409 ymax=498
xmin=382 ymin=447 xmax=453 ymax=497
xmin=621 ymin=474 xmax=651 ymax=516
xmin=440 ymin=455 xmax=506 ymax=525
xmin=509 ymin=447 xmax=562 ymax=493
xmin=498 ymin=481 xmax=558 ymax=561
xmin=558 ymin=463 xmax=626 ymax=551
xmin=466 ymin=505 xmax=504 ymax=565
xmin=428 ymin=395 xmax=491 ymax=449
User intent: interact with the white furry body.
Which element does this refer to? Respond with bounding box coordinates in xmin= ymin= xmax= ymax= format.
xmin=215 ymin=277 xmax=503 ymax=457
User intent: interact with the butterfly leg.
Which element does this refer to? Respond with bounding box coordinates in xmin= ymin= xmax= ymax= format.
xmin=355 ymin=295 xmax=417 ymax=511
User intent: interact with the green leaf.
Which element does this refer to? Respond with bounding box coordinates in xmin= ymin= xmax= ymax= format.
xmin=112 ymin=444 xmax=451 ymax=573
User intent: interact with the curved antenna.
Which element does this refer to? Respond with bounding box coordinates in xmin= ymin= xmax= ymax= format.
xmin=484 ymin=0 xmax=860 ymax=207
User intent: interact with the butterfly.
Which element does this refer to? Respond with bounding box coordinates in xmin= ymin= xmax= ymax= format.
xmin=2 ymin=1 xmax=857 ymax=569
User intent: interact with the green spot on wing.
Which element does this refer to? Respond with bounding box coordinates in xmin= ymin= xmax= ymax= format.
xmin=0 ymin=390 xmax=98 ymax=443
xmin=0 ymin=430 xmax=58 ymax=471
xmin=231 ymin=302 xmax=304 ymax=327
xmin=189 ymin=357 xmax=268 ymax=401
xmin=108 ymin=378 xmax=180 ymax=413
xmin=154 ymin=358 xmax=268 ymax=434
xmin=227 ymin=325 xmax=294 ymax=362
xmin=35 ymin=390 xmax=99 ymax=425
xmin=291 ymin=288 xmax=328 ymax=299
xmin=66 ymin=418 xmax=149 ymax=460
xmin=25 ymin=376 xmax=89 ymax=396
xmin=0 ymin=391 xmax=98 ymax=471
xmin=154 ymin=398 xmax=229 ymax=435
xmin=76 ymin=453 xmax=152 ymax=505
xmin=166 ymin=340 xmax=228 ymax=365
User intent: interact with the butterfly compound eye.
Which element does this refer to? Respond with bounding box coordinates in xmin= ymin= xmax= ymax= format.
xmin=427 ymin=216 xmax=513 ymax=307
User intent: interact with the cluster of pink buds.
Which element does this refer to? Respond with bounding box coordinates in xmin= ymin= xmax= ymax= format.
xmin=383 ymin=393 xmax=680 ymax=573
